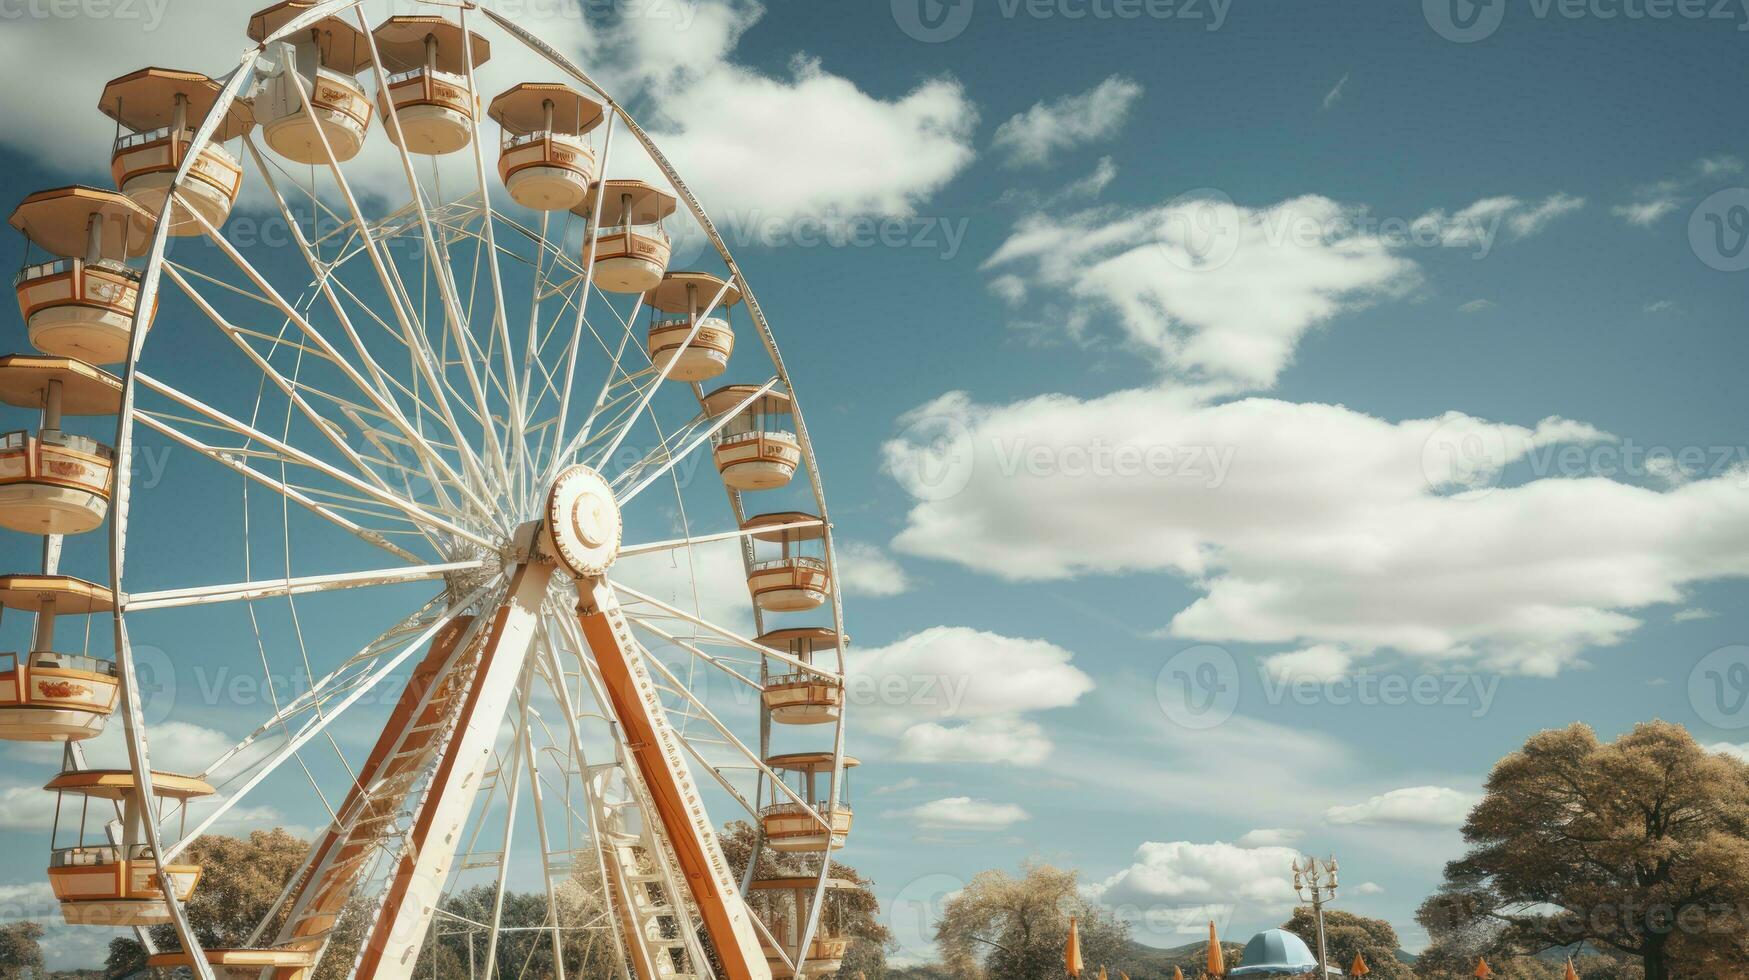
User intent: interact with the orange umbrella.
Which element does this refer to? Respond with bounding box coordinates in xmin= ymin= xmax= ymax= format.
xmin=1065 ymin=916 xmax=1084 ymax=977
xmin=1474 ymin=957 xmax=1494 ymax=979
xmin=1207 ymin=920 xmax=1225 ymax=977
xmin=1564 ymin=959 xmax=1580 ymax=980
xmin=1350 ymin=952 xmax=1371 ymax=976
xmin=1172 ymin=969 xmax=1184 ymax=980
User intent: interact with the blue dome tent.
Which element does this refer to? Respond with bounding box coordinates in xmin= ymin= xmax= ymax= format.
xmin=1227 ymin=928 xmax=1341 ymax=977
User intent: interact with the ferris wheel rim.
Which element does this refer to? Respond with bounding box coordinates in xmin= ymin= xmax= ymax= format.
xmin=83 ymin=3 xmax=857 ymax=977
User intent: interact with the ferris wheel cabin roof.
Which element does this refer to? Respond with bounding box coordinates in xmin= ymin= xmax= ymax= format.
xmin=766 ymin=751 xmax=859 ymax=773
xmin=742 ymin=511 xmax=826 ymax=543
xmin=0 ymin=574 xmax=114 ymax=615
xmin=247 ymin=1 xmax=375 ymax=76
xmin=99 ymin=67 xmax=256 ymax=141
xmin=8 ymin=185 xmax=154 ymax=260
xmin=646 ymin=270 xmax=742 ymax=313
xmin=0 ymin=356 xmax=123 ymax=415
xmin=702 ymin=384 xmax=790 ymax=417
xmin=45 ymin=769 xmax=215 ymax=800
xmin=488 ymin=83 xmax=605 ymax=135
xmin=371 ymin=16 xmax=491 ymax=75
xmin=578 ymin=178 xmax=678 ymax=226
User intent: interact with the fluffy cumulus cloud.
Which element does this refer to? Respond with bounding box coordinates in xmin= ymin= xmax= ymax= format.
xmin=1089 ymin=841 xmax=1303 ymax=933
xmin=890 ymin=796 xmax=1030 ymax=830
xmin=0 ymin=0 xmax=974 ymax=225
xmin=1324 ymin=786 xmax=1478 ymax=828
xmin=884 ymin=385 xmax=1749 ymax=676
xmin=992 ymin=75 xmax=1144 ymax=168
xmin=836 ymin=540 xmax=913 ymax=597
xmin=984 ymin=195 xmax=1420 ymax=389
xmin=846 ymin=626 xmax=1093 ymax=765
xmin=1237 ymin=828 xmax=1304 ymax=847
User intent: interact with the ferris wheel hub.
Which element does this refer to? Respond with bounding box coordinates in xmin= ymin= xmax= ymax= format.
xmin=540 ymin=465 xmax=622 ymax=579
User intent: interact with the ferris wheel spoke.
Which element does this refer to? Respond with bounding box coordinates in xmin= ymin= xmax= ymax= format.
xmin=458 ymin=3 xmax=527 ymax=497
xmin=135 ymin=373 xmax=497 ymax=551
xmin=615 ymin=377 xmax=781 ymax=506
xmin=624 ymin=616 xmax=761 ymax=695
xmin=546 ymin=113 xmax=616 ymax=483
xmin=162 ymin=265 xmax=474 ymax=544
xmin=356 ymin=9 xmax=516 ymax=502
xmin=134 ymin=412 xmax=426 ymax=563
xmin=590 ymin=277 xmax=734 ymax=473
xmin=267 ymin=50 xmax=505 ymax=520
xmin=169 ymin=227 xmax=487 ymax=527
xmin=237 ymin=137 xmax=474 ymax=519
xmin=124 ymin=559 xmax=484 ymax=612
xmin=161 ymin=574 xmax=505 ymax=863
xmin=618 ymin=516 xmax=825 ymax=559
xmin=611 ymin=581 xmax=838 ymax=682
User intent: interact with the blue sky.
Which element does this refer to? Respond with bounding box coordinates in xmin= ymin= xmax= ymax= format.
xmin=1 ymin=0 xmax=1747 ymax=970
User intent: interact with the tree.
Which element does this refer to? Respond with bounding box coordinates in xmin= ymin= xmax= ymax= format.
xmin=933 ymin=863 xmax=1129 ymax=980
xmin=106 ymin=828 xmax=309 ymax=974
xmin=720 ymin=820 xmax=894 ymax=974
xmin=0 ymin=921 xmax=43 ymax=979
xmin=1416 ymin=721 xmax=1749 ymax=980
xmin=1283 ymin=908 xmax=1413 ymax=980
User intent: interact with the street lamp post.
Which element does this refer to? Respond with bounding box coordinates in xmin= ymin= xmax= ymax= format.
xmin=1292 ymin=855 xmax=1340 ymax=975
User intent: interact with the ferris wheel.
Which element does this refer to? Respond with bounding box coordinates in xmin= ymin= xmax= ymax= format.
xmin=0 ymin=2 xmax=860 ymax=978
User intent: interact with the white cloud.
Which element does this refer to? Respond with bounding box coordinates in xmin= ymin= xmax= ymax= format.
xmin=847 ymin=626 xmax=1092 ymax=765
xmin=890 ymin=796 xmax=1030 ymax=830
xmin=1262 ymin=645 xmax=1354 ymax=683
xmin=1352 ymin=881 xmax=1386 ymax=896
xmin=992 ymin=75 xmax=1143 ymax=168
xmin=1413 ymin=193 xmax=1585 ymax=251
xmin=836 ymin=540 xmax=912 ymax=597
xmin=1325 ymin=786 xmax=1477 ymax=828
xmin=984 ymin=195 xmax=1419 ymax=388
xmin=1697 ymin=155 xmax=1744 ymax=177
xmin=1613 ymin=200 xmax=1680 ymax=226
xmin=616 ymin=537 xmax=755 ymax=635
xmin=1321 ymin=73 xmax=1349 ymax=111
xmin=1061 ymin=156 xmax=1119 ymax=199
xmin=1089 ymin=840 xmax=1302 ymax=928
xmin=871 ymin=776 xmax=924 ymax=796
xmin=896 ymin=716 xmax=1053 ymax=766
xmin=1643 ymin=299 xmax=1679 ymax=314
xmin=1674 ymin=607 xmax=1716 ymax=622
xmin=1237 ymin=828 xmax=1304 ymax=847
xmin=988 ymin=274 xmax=1029 ymax=307
xmin=1708 ymin=743 xmax=1749 ymax=763
xmin=0 ymin=784 xmax=56 ymax=832
xmin=1458 ymin=299 xmax=1496 ymax=314
xmin=884 ymin=385 xmax=1749 ymax=676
